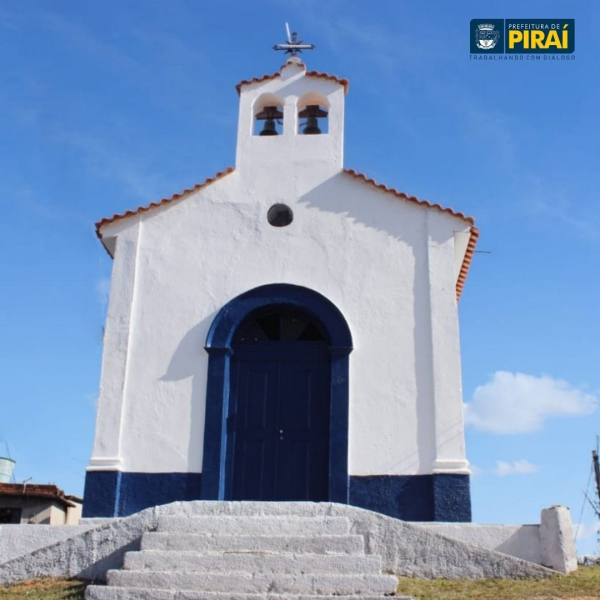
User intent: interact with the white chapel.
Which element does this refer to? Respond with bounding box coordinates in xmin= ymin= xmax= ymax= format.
xmin=83 ymin=54 xmax=479 ymax=522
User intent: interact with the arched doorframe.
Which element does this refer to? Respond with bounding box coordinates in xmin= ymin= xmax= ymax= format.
xmin=201 ymin=283 xmax=353 ymax=503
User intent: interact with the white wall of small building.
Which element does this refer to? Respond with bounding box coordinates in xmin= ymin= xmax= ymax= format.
xmin=88 ymin=60 xmax=471 ymax=480
xmin=66 ymin=502 xmax=82 ymax=525
xmin=0 ymin=498 xmax=69 ymax=525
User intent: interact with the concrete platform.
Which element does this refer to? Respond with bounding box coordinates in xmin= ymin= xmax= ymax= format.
xmin=0 ymin=501 xmax=558 ymax=588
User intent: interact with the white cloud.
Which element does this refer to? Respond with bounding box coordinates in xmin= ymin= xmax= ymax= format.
xmin=574 ymin=521 xmax=600 ymax=541
xmin=494 ymin=460 xmax=539 ymax=477
xmin=464 ymin=371 xmax=597 ymax=434
xmin=53 ymin=128 xmax=162 ymax=201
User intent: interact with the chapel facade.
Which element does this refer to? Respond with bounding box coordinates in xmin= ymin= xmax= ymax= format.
xmin=83 ymin=56 xmax=478 ymax=521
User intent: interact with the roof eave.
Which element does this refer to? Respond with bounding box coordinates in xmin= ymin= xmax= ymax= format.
xmin=342 ymin=168 xmax=478 ymax=300
xmin=456 ymin=226 xmax=479 ymax=301
xmin=236 ymin=68 xmax=349 ymax=95
xmin=95 ymin=167 xmax=235 ymax=258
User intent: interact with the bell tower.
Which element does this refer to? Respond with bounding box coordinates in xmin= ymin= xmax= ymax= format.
xmin=234 ymin=56 xmax=348 ymax=181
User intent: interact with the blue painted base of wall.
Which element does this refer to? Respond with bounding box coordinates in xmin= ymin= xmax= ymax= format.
xmin=432 ymin=474 xmax=472 ymax=522
xmin=83 ymin=471 xmax=470 ymax=522
xmin=82 ymin=472 xmax=202 ymax=518
xmin=82 ymin=471 xmax=120 ymax=518
xmin=349 ymin=474 xmax=471 ymax=522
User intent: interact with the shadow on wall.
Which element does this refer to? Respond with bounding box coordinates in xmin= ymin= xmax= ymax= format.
xmin=300 ymin=172 xmax=442 ymax=475
xmin=160 ymin=312 xmax=218 ymax=476
xmin=497 ymin=526 xmax=542 ymax=565
xmin=299 ymin=171 xmax=426 ymax=243
xmin=102 ymin=314 xmax=218 ymax=515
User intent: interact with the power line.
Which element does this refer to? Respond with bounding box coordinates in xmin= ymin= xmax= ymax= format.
xmin=574 ymin=460 xmax=594 ymax=542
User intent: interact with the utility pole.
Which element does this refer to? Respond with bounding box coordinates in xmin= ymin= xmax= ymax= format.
xmin=593 ymin=436 xmax=600 ymax=512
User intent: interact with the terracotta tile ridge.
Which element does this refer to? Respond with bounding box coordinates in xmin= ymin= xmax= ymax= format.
xmin=343 ymin=168 xmax=474 ymax=224
xmin=236 ymin=71 xmax=282 ymax=94
xmin=95 ymin=167 xmax=235 ymax=242
xmin=236 ymin=64 xmax=349 ymax=95
xmin=456 ymin=226 xmax=479 ymax=301
xmin=305 ymin=70 xmax=349 ymax=93
xmin=0 ymin=483 xmax=77 ymax=507
xmin=343 ymin=168 xmax=478 ymax=300
xmin=0 ymin=483 xmax=58 ymax=495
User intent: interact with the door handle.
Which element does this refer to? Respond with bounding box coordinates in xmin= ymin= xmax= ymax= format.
xmin=279 ymin=429 xmax=284 ymax=441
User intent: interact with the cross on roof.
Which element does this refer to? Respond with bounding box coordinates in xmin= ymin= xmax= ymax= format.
xmin=273 ymin=23 xmax=315 ymax=57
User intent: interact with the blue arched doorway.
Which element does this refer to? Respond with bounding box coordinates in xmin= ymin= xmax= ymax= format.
xmin=201 ymin=284 xmax=352 ymax=503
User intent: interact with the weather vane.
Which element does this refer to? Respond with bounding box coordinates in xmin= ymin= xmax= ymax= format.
xmin=273 ymin=23 xmax=315 ymax=57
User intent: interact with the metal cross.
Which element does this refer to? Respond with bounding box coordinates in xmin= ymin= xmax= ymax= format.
xmin=273 ymin=23 xmax=315 ymax=57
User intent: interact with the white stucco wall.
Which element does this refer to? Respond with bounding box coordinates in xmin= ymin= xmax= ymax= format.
xmin=414 ymin=523 xmax=542 ymax=564
xmin=89 ymin=59 xmax=471 ymax=479
xmin=66 ymin=503 xmax=82 ymax=525
xmin=0 ymin=524 xmax=95 ymax=563
xmin=414 ymin=506 xmax=578 ymax=574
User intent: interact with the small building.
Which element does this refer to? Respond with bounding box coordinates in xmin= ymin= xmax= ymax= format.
xmin=0 ymin=483 xmax=82 ymax=525
xmin=84 ymin=56 xmax=478 ymax=522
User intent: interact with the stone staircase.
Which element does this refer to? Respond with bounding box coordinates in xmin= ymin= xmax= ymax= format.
xmin=86 ymin=513 xmax=406 ymax=599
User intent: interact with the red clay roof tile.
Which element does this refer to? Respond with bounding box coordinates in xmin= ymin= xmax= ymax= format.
xmin=343 ymin=168 xmax=477 ymax=300
xmin=235 ymin=72 xmax=281 ymax=94
xmin=0 ymin=483 xmax=81 ymax=508
xmin=343 ymin=169 xmax=474 ymax=224
xmin=95 ymin=167 xmax=235 ymax=250
xmin=236 ymin=67 xmax=349 ymax=94
xmin=305 ymin=70 xmax=349 ymax=93
xmin=456 ymin=226 xmax=479 ymax=301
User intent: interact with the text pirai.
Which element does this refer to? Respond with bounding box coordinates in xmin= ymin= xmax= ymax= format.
xmin=506 ymin=20 xmax=574 ymax=53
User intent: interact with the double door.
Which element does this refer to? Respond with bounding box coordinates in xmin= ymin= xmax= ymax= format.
xmin=229 ymin=345 xmax=330 ymax=501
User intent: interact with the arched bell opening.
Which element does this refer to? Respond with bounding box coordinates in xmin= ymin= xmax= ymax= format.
xmin=253 ymin=93 xmax=284 ymax=136
xmin=298 ymin=92 xmax=329 ymax=135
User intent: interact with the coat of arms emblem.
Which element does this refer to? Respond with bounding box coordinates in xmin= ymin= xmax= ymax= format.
xmin=475 ymin=23 xmax=500 ymax=49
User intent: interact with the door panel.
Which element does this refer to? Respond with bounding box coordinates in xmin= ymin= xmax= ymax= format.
xmin=278 ymin=359 xmax=329 ymax=500
xmin=231 ymin=361 xmax=278 ymax=500
xmin=278 ymin=439 xmax=310 ymax=500
xmin=230 ymin=345 xmax=330 ymax=501
xmin=237 ymin=438 xmax=269 ymax=500
xmin=280 ymin=365 xmax=312 ymax=430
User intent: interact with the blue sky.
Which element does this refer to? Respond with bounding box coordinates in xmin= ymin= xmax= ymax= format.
xmin=1 ymin=1 xmax=598 ymax=555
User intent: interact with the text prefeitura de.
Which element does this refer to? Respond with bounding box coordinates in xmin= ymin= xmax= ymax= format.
xmin=507 ymin=23 xmax=564 ymax=30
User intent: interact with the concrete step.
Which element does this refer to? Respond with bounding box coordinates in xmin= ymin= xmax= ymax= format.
xmin=106 ymin=571 xmax=399 ymax=596
xmin=123 ymin=550 xmax=382 ymax=574
xmin=156 ymin=516 xmax=349 ymax=536
xmin=86 ymin=587 xmax=413 ymax=600
xmin=141 ymin=532 xmax=365 ymax=554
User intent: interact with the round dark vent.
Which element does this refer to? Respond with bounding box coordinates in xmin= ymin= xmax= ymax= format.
xmin=267 ymin=204 xmax=293 ymax=227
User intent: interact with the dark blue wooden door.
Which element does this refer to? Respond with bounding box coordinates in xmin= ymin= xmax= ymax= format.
xmin=229 ymin=310 xmax=330 ymax=501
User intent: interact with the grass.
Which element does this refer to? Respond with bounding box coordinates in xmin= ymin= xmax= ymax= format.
xmin=396 ymin=565 xmax=600 ymax=599
xmin=0 ymin=578 xmax=87 ymax=599
xmin=0 ymin=567 xmax=598 ymax=599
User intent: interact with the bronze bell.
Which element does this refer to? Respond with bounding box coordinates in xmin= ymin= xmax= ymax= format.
xmin=303 ymin=116 xmax=320 ymax=135
xmin=299 ymin=105 xmax=328 ymax=135
xmin=256 ymin=106 xmax=283 ymax=136
xmin=260 ymin=119 xmax=278 ymax=136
